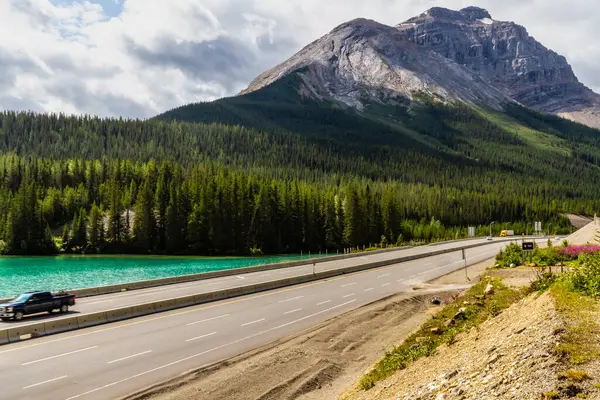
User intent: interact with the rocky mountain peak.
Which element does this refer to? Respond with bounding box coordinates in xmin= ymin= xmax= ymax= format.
xmin=459 ymin=6 xmax=492 ymax=21
xmin=396 ymin=6 xmax=600 ymax=128
xmin=241 ymin=6 xmax=600 ymax=128
xmin=242 ymin=16 xmax=511 ymax=110
xmin=404 ymin=6 xmax=493 ymax=25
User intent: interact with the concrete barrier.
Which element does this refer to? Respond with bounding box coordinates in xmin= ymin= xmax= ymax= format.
xmin=173 ymin=294 xmax=198 ymax=309
xmin=0 ymin=328 xmax=8 ymax=345
xmin=152 ymin=298 xmax=178 ymax=313
xmin=77 ymin=311 xmax=108 ymax=329
xmin=106 ymin=306 xmax=133 ymax=323
xmin=131 ymin=303 xmax=156 ymax=318
xmin=44 ymin=317 xmax=79 ymax=335
xmin=7 ymin=323 xmax=47 ymax=343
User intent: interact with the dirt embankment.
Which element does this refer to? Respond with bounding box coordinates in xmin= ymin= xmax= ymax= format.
xmin=340 ymin=292 xmax=564 ymax=400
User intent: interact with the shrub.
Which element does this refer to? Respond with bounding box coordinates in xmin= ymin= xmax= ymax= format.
xmin=558 ymin=370 xmax=591 ymax=382
xmin=495 ymin=243 xmax=522 ymax=268
xmin=563 ymin=253 xmax=600 ymax=297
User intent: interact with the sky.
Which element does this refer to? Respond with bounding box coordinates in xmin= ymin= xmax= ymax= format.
xmin=1 ymin=0 xmax=599 ymax=119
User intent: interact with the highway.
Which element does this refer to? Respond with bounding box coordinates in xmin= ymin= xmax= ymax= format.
xmin=0 ymin=238 xmax=525 ymax=400
xmin=1 ymin=237 xmax=526 ymax=331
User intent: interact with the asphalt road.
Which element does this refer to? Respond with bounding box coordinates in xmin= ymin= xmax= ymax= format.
xmin=0 ymin=238 xmax=529 ymax=400
xmin=2 ymin=237 xmax=530 ymax=330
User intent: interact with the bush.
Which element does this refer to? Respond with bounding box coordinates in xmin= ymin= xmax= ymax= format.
xmin=495 ymin=243 xmax=522 ymax=268
xmin=249 ymin=247 xmax=264 ymax=256
xmin=563 ymin=253 xmax=600 ymax=296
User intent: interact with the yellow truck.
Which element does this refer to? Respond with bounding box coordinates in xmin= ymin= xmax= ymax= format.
xmin=500 ymin=230 xmax=515 ymax=237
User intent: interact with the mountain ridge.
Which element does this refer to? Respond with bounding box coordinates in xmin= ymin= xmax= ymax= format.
xmin=236 ymin=6 xmax=600 ymax=128
xmin=396 ymin=6 xmax=600 ymax=128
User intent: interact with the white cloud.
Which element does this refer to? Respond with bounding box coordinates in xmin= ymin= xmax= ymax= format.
xmin=0 ymin=0 xmax=599 ymax=118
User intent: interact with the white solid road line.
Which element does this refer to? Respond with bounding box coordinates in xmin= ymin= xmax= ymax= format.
xmin=381 ymin=283 xmax=391 ymax=287
xmin=21 ymin=346 xmax=98 ymax=366
xmin=65 ymin=299 xmax=357 ymax=400
xmin=342 ymin=293 xmax=355 ymax=298
xmin=316 ymin=300 xmax=331 ymax=306
xmin=107 ymin=350 xmax=152 ymax=364
xmin=278 ymin=296 xmax=304 ymax=303
xmin=341 ymin=282 xmax=357 ymax=287
xmin=186 ymin=314 xmax=230 ymax=326
xmin=186 ymin=332 xmax=218 ymax=342
xmin=377 ymin=273 xmax=390 ymax=279
xmin=364 ymin=288 xmax=374 ymax=292
xmin=284 ymin=308 xmax=302 ymax=315
xmin=241 ymin=318 xmax=266 ymax=327
xmin=23 ymin=375 xmax=68 ymax=390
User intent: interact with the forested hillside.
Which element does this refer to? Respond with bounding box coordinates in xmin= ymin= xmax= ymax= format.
xmin=0 ymin=77 xmax=597 ymax=255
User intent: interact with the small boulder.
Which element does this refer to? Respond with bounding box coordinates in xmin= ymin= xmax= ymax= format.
xmin=453 ymin=310 xmax=466 ymax=320
xmin=509 ymin=263 xmax=516 ymax=268
xmin=431 ymin=327 xmax=442 ymax=335
xmin=430 ymin=297 xmax=442 ymax=305
xmin=484 ymin=284 xmax=495 ymax=295
xmin=444 ymin=319 xmax=455 ymax=328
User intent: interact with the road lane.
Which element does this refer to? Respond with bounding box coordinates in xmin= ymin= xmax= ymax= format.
xmin=0 ymin=238 xmax=531 ymax=400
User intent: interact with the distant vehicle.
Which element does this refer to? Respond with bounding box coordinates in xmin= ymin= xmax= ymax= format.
xmin=486 ymin=236 xmax=493 ymax=240
xmin=500 ymin=230 xmax=515 ymax=237
xmin=0 ymin=291 xmax=76 ymax=321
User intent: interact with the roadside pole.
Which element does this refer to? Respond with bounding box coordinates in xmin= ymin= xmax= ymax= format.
xmin=462 ymin=248 xmax=469 ymax=281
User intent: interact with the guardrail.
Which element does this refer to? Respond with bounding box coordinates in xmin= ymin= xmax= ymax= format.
xmin=0 ymin=238 xmax=530 ymax=345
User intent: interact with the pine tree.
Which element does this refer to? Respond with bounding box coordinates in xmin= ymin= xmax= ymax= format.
xmin=133 ymin=180 xmax=155 ymax=252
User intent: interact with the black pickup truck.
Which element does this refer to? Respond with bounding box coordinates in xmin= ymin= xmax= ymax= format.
xmin=0 ymin=291 xmax=76 ymax=321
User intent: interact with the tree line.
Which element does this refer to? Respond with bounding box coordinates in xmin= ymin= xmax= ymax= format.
xmin=0 ymin=155 xmax=571 ymax=255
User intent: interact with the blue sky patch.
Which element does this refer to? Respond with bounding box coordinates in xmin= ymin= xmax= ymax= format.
xmin=50 ymin=0 xmax=123 ymax=17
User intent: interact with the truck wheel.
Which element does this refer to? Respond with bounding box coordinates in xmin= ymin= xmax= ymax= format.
xmin=14 ymin=312 xmax=23 ymax=321
xmin=60 ymin=305 xmax=69 ymax=313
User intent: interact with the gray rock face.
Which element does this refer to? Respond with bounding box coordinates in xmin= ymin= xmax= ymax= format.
xmin=397 ymin=7 xmax=600 ymax=127
xmin=242 ymin=7 xmax=600 ymax=128
xmin=242 ymin=18 xmax=512 ymax=110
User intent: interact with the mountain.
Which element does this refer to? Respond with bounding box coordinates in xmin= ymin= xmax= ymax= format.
xmin=240 ymin=17 xmax=511 ymax=111
xmin=396 ymin=6 xmax=600 ymax=128
xmin=231 ymin=6 xmax=600 ymax=128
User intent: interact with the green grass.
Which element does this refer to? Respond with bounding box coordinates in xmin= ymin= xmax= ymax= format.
xmin=559 ymin=369 xmax=591 ymax=382
xmin=474 ymin=107 xmax=570 ymax=156
xmin=551 ymin=283 xmax=600 ymax=364
xmin=359 ymin=277 xmax=526 ymax=390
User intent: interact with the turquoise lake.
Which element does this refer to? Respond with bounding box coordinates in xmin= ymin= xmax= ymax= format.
xmin=0 ymin=254 xmax=327 ymax=298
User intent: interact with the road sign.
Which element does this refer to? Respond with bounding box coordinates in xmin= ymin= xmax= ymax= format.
xmin=522 ymin=242 xmax=534 ymax=251
xmin=468 ymin=227 xmax=475 ymax=237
